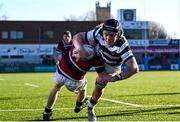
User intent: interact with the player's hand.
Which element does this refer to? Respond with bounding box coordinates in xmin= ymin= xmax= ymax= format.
xmin=108 ymin=73 xmax=122 ymax=82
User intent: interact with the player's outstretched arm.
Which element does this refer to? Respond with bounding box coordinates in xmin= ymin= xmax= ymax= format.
xmin=111 ymin=57 xmax=139 ymax=82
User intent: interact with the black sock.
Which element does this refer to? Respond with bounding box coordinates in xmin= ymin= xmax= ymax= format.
xmin=76 ymin=101 xmax=83 ymax=107
xmin=90 ymin=97 xmax=97 ymax=105
xmin=45 ymin=107 xmax=52 ymax=113
xmin=89 ymin=97 xmax=97 ymax=108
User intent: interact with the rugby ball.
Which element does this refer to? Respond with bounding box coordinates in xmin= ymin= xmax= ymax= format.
xmin=73 ymin=44 xmax=95 ymax=61
xmin=84 ymin=44 xmax=96 ymax=60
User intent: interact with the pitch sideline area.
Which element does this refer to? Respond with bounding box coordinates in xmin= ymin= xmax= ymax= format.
xmin=0 ymin=71 xmax=180 ymax=121
xmin=1 ymin=96 xmax=180 ymax=112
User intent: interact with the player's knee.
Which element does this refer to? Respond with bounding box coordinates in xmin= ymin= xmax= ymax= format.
xmin=54 ymin=84 xmax=62 ymax=91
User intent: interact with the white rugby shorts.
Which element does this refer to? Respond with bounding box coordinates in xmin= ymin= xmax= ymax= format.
xmin=104 ymin=63 xmax=121 ymax=75
xmin=53 ymin=71 xmax=87 ymax=93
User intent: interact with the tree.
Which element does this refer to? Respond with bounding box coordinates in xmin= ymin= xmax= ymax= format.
xmin=149 ymin=21 xmax=168 ymax=39
xmin=0 ymin=3 xmax=8 ymax=20
xmin=64 ymin=10 xmax=96 ymax=21
xmin=83 ymin=11 xmax=96 ymax=21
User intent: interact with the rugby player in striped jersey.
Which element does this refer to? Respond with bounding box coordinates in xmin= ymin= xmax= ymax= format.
xmin=73 ymin=19 xmax=139 ymax=121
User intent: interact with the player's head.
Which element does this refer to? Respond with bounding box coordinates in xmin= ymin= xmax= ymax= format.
xmin=63 ymin=30 xmax=72 ymax=44
xmin=102 ymin=19 xmax=122 ymax=47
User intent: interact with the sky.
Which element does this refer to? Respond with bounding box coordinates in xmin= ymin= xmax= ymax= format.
xmin=0 ymin=0 xmax=180 ymax=38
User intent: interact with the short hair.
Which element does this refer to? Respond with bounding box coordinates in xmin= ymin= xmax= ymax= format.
xmin=63 ymin=30 xmax=71 ymax=35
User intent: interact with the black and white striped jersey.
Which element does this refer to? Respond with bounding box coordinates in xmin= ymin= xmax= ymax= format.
xmin=85 ymin=27 xmax=134 ymax=66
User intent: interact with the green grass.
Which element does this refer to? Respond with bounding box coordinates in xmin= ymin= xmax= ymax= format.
xmin=0 ymin=71 xmax=180 ymax=121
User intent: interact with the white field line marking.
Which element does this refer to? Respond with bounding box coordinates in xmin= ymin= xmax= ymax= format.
xmin=0 ymin=78 xmax=4 ymax=80
xmin=87 ymin=95 xmax=142 ymax=107
xmin=100 ymin=97 xmax=142 ymax=107
xmin=24 ymin=83 xmax=39 ymax=88
xmin=0 ymin=108 xmax=73 ymax=112
xmin=1 ymin=105 xmax=180 ymax=112
xmin=96 ymin=104 xmax=180 ymax=108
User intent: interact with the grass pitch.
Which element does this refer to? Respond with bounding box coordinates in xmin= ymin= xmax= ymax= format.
xmin=0 ymin=71 xmax=180 ymax=121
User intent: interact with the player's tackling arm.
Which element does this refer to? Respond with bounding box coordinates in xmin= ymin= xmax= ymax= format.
xmin=111 ymin=57 xmax=139 ymax=82
xmin=73 ymin=32 xmax=90 ymax=59
xmin=73 ymin=32 xmax=86 ymax=49
xmin=121 ymin=57 xmax=139 ymax=79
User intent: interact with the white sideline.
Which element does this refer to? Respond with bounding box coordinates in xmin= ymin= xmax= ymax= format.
xmin=1 ymin=95 xmax=180 ymax=112
xmin=87 ymin=95 xmax=142 ymax=107
xmin=100 ymin=97 xmax=142 ymax=107
xmin=1 ymin=105 xmax=180 ymax=112
xmin=24 ymin=83 xmax=40 ymax=88
xmin=0 ymin=78 xmax=4 ymax=80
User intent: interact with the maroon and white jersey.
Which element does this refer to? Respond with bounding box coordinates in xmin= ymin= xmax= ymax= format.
xmin=56 ymin=40 xmax=72 ymax=56
xmin=57 ymin=45 xmax=105 ymax=80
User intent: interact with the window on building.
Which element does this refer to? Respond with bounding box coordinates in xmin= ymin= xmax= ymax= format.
xmin=124 ymin=29 xmax=146 ymax=39
xmin=10 ymin=55 xmax=24 ymax=59
xmin=17 ymin=31 xmax=23 ymax=39
xmin=10 ymin=31 xmax=24 ymax=39
xmin=10 ymin=31 xmax=17 ymax=39
xmin=42 ymin=31 xmax=54 ymax=39
xmin=1 ymin=56 xmax=9 ymax=59
xmin=2 ymin=31 xmax=8 ymax=39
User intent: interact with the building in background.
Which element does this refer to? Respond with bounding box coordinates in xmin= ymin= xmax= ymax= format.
xmin=95 ymin=1 xmax=111 ymax=21
xmin=117 ymin=9 xmax=149 ymax=39
xmin=0 ymin=6 xmax=179 ymax=72
xmin=117 ymin=9 xmax=180 ymax=70
xmin=0 ymin=21 xmax=102 ymax=72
